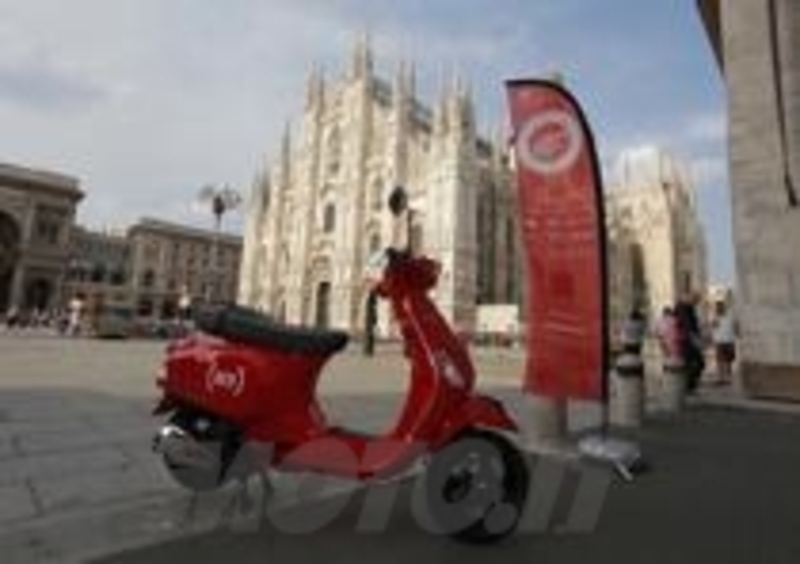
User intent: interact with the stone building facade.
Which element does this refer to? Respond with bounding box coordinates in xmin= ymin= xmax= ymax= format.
xmin=239 ymin=40 xmax=519 ymax=335
xmin=63 ymin=219 xmax=243 ymax=321
xmin=1 ymin=162 xmax=243 ymax=321
xmin=606 ymin=147 xmax=708 ymax=326
xmin=62 ymin=227 xmax=132 ymax=314
xmin=699 ymin=0 xmax=800 ymax=399
xmin=0 ymin=163 xmax=83 ymax=314
xmin=129 ymin=218 xmax=242 ymax=318
xmin=240 ymin=42 xmax=707 ymax=338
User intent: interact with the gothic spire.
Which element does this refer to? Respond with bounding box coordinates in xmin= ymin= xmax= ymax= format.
xmin=433 ymin=67 xmax=450 ymax=135
xmin=258 ymin=169 xmax=272 ymax=212
xmin=279 ymin=121 xmax=292 ymax=185
xmin=350 ymin=31 xmax=373 ymax=81
xmin=491 ymin=123 xmax=508 ymax=169
xmin=451 ymin=69 xmax=466 ymax=101
xmin=305 ymin=64 xmax=325 ymax=110
xmin=447 ymin=69 xmax=474 ymax=135
xmin=394 ymin=59 xmax=416 ymax=103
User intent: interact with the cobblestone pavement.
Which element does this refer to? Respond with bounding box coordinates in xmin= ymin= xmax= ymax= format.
xmin=0 ymin=333 xmax=792 ymax=562
xmin=0 ymin=333 xmax=526 ymax=562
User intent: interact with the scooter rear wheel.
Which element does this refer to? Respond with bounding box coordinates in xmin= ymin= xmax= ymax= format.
xmin=160 ymin=409 xmax=241 ymax=492
xmin=425 ymin=429 xmax=529 ymax=544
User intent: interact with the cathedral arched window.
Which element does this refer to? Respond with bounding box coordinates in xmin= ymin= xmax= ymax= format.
xmin=369 ymin=233 xmax=381 ymax=254
xmin=371 ymin=179 xmax=384 ymax=211
xmin=91 ymin=264 xmax=106 ymax=283
xmin=142 ymin=269 xmax=155 ymax=288
xmin=327 ymin=127 xmax=342 ymax=175
xmin=681 ymin=271 xmax=693 ymax=294
xmin=410 ymin=222 xmax=423 ymax=252
xmin=279 ymin=247 xmax=290 ymax=276
xmin=629 ymin=243 xmax=648 ymax=308
xmin=137 ymin=298 xmax=154 ymax=317
xmin=110 ymin=268 xmax=126 ymax=286
xmin=314 ymin=281 xmax=332 ymax=329
xmin=323 ymin=204 xmax=336 ymax=233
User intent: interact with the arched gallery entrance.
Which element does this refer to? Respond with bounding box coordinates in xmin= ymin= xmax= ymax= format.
xmin=0 ymin=211 xmax=21 ymax=312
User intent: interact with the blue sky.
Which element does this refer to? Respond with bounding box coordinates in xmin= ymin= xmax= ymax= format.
xmin=0 ymin=0 xmax=733 ymax=284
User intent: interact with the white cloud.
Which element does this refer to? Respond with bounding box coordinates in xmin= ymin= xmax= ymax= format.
xmin=0 ymin=1 xmax=737 ymax=287
xmin=685 ymin=111 xmax=727 ymax=143
xmin=0 ymin=0 xmax=535 ymax=233
xmin=0 ymin=0 xmax=730 ymax=261
xmin=0 ymin=1 xmax=328 ymax=228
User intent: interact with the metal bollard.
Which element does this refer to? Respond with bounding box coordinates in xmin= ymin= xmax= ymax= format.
xmin=662 ymin=356 xmax=686 ymax=412
xmin=614 ymin=350 xmax=645 ymax=427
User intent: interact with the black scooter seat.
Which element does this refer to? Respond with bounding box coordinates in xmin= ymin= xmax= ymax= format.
xmin=194 ymin=304 xmax=349 ymax=356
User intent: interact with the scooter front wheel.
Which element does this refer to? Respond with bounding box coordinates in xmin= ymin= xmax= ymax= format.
xmin=424 ymin=429 xmax=529 ymax=544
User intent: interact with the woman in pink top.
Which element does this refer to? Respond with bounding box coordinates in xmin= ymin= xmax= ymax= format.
xmin=655 ymin=307 xmax=682 ymax=365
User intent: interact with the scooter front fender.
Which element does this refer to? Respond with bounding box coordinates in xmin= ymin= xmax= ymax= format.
xmin=438 ymin=394 xmax=518 ymax=446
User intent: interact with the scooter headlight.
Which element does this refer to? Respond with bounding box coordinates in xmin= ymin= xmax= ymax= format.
xmin=364 ymin=249 xmax=389 ymax=283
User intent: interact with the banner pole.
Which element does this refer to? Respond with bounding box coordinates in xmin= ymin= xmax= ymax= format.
xmin=600 ymin=388 xmax=611 ymax=438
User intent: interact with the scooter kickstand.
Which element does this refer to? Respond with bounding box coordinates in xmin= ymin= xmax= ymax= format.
xmin=614 ymin=462 xmax=635 ymax=483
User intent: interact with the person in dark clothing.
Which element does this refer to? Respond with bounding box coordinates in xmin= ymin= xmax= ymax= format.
xmin=674 ymin=292 xmax=705 ymax=392
xmin=363 ymin=289 xmax=378 ymax=357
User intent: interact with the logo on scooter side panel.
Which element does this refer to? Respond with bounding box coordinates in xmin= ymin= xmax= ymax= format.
xmin=206 ymin=362 xmax=246 ymax=397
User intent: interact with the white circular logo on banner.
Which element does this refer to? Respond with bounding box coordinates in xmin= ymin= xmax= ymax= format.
xmin=516 ymin=110 xmax=583 ymax=175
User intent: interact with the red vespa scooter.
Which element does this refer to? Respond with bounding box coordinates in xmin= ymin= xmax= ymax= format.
xmin=152 ymin=193 xmax=529 ymax=542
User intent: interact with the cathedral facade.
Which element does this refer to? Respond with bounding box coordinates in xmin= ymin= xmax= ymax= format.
xmin=239 ymin=42 xmax=707 ymax=337
xmin=239 ymin=40 xmax=519 ymax=336
xmin=605 ymin=147 xmax=708 ymax=327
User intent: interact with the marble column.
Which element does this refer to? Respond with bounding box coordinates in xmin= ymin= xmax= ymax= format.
xmin=9 ymin=264 xmax=25 ymax=309
xmin=522 ymin=394 xmax=569 ymax=450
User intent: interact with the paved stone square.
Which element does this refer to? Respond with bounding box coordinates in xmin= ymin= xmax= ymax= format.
xmin=0 ymin=332 xmax=796 ymax=563
xmin=0 ymin=332 xmax=529 ymax=562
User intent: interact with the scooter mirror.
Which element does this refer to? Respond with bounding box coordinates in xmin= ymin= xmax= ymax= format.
xmin=388 ymin=185 xmax=407 ymax=217
xmin=365 ymin=250 xmax=389 ymax=279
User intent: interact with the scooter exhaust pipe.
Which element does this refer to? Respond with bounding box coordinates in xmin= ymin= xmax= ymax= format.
xmin=152 ymin=424 xmax=220 ymax=470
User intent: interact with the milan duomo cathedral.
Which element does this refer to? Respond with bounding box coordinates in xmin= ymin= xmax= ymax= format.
xmin=239 ymin=38 xmax=707 ymax=337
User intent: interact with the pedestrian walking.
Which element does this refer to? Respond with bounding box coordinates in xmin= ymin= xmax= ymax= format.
xmin=674 ymin=291 xmax=705 ymax=393
xmin=654 ymin=307 xmax=679 ymax=358
xmin=363 ymin=289 xmax=378 ymax=357
xmin=711 ymin=301 xmax=737 ymax=386
xmin=67 ymin=296 xmax=84 ymax=337
xmin=620 ymin=305 xmax=648 ymax=355
xmin=4 ymin=305 xmax=19 ymax=330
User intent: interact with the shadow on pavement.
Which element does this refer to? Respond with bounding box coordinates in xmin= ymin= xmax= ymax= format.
xmin=94 ymin=405 xmax=800 ymax=564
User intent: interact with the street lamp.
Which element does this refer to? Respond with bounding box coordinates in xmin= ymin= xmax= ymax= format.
xmin=196 ymin=184 xmax=241 ymax=303
xmin=361 ymin=185 xmax=415 ymax=355
xmin=388 ymin=185 xmax=416 ymax=252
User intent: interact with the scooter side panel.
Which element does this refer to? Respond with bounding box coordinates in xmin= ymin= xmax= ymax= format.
xmin=161 ymin=337 xmax=330 ymax=440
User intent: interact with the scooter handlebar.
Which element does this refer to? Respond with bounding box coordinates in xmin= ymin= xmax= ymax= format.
xmin=367 ymin=247 xmax=439 ymax=298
